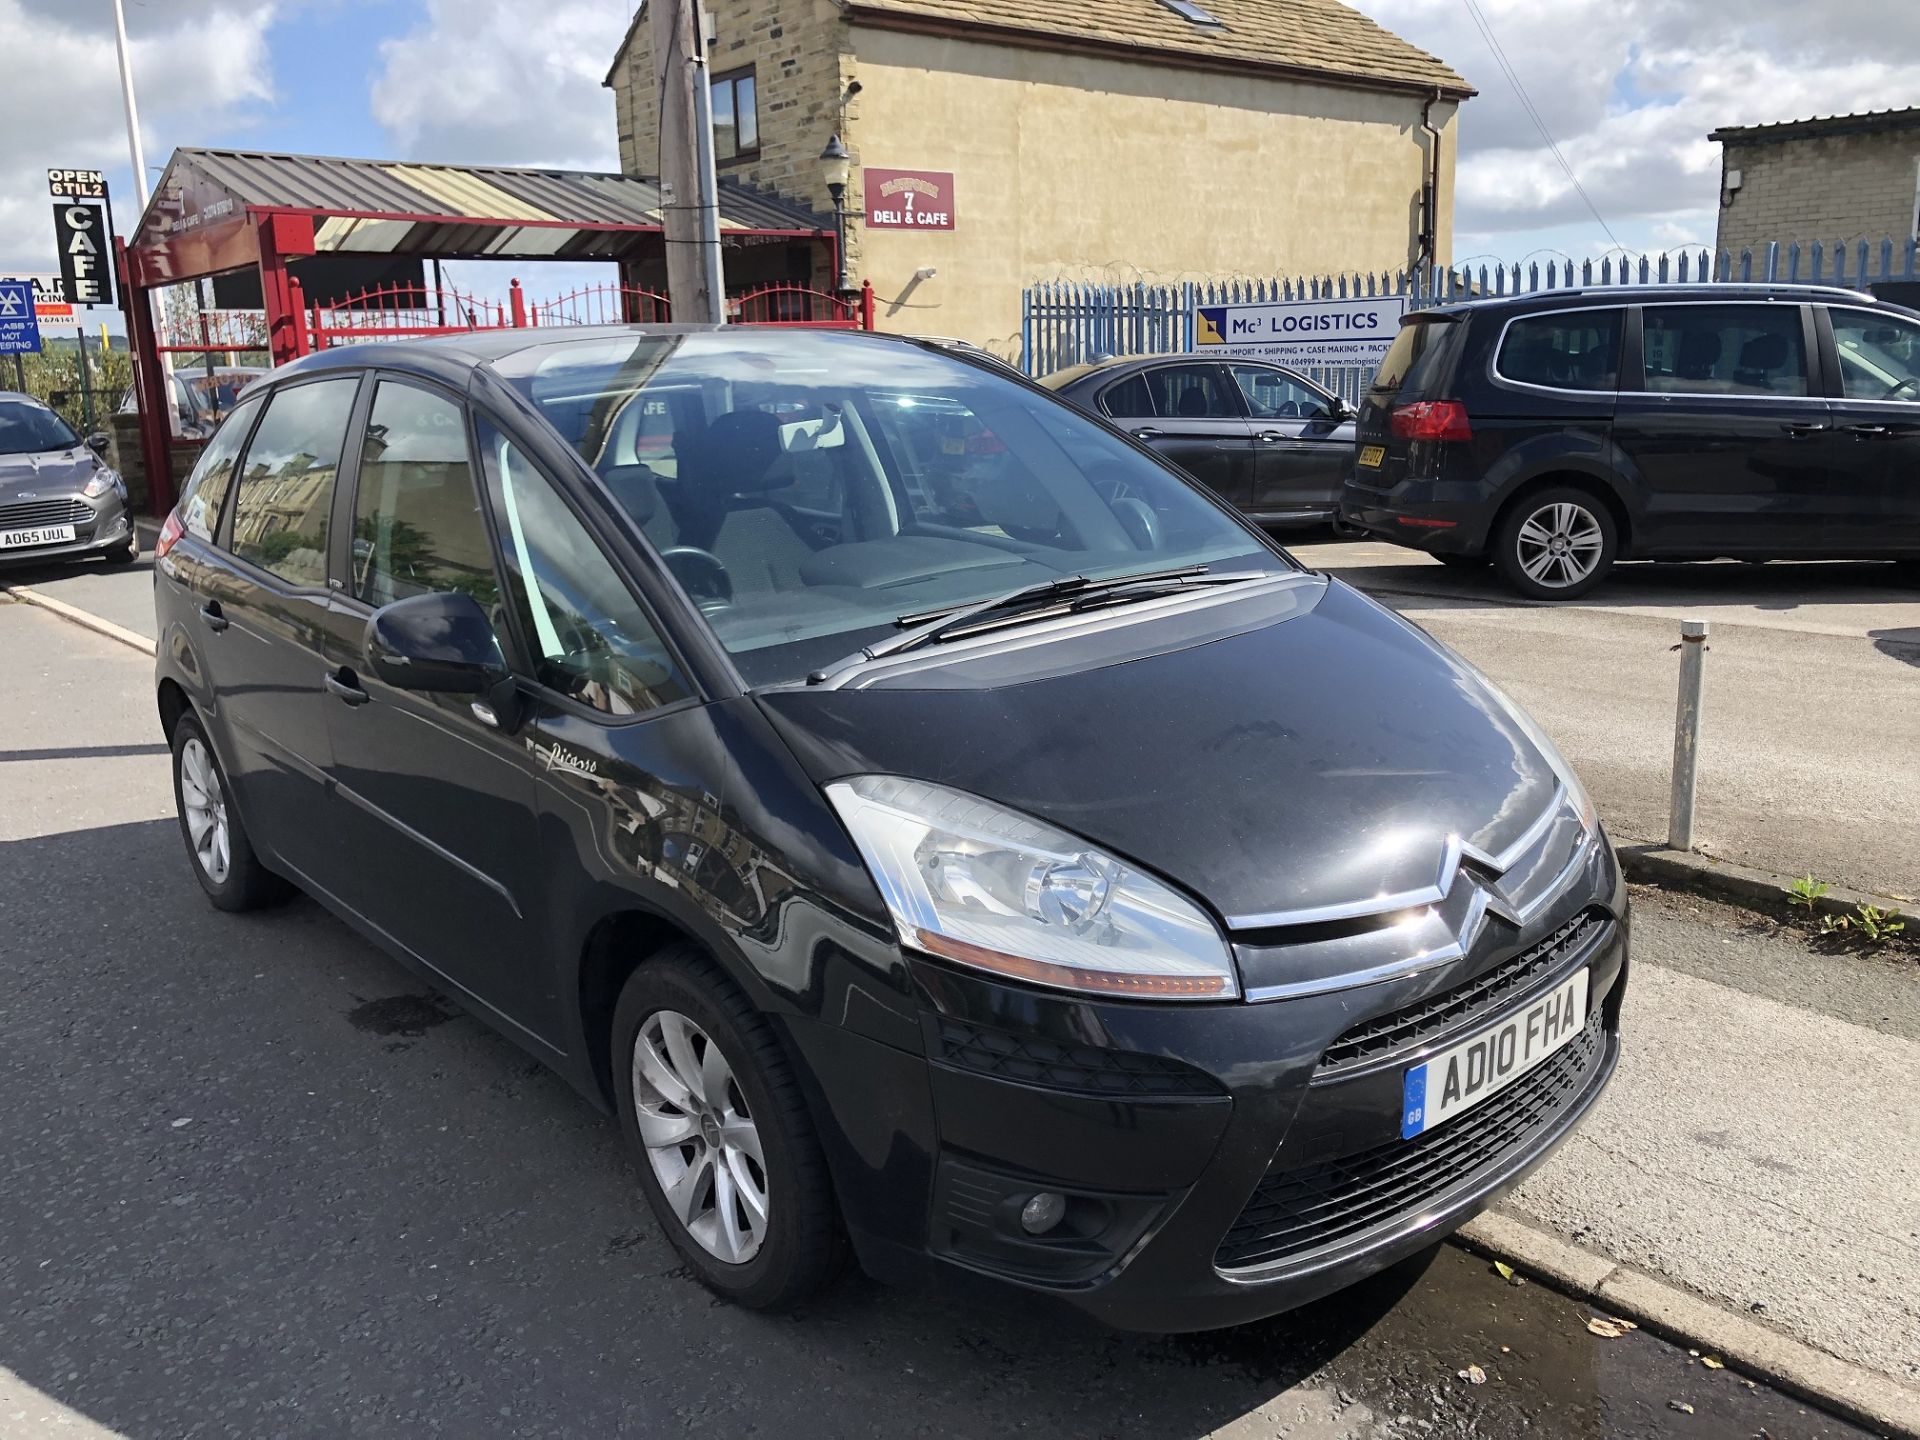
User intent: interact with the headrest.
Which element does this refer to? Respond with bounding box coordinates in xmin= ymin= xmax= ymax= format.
xmin=599 ymin=464 xmax=660 ymax=524
xmin=1738 ymin=332 xmax=1789 ymax=371
xmin=683 ymin=408 xmax=790 ymax=495
xmin=1175 ymin=387 xmax=1212 ymax=417
xmin=1676 ymin=329 xmax=1721 ymax=375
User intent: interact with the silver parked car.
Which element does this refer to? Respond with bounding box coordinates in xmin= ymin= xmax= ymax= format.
xmin=0 ymin=392 xmax=137 ymax=567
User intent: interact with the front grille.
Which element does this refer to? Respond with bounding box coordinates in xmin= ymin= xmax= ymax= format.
xmin=0 ymin=496 xmax=90 ymax=530
xmin=935 ymin=1017 xmax=1222 ymax=1097
xmin=1217 ymin=1015 xmax=1603 ymax=1270
xmin=1316 ymin=909 xmax=1608 ymax=1077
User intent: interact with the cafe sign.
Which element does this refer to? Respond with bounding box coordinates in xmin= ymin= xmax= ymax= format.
xmin=863 ymin=168 xmax=954 ymax=231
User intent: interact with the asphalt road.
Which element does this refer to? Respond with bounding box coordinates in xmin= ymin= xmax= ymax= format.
xmin=0 ymin=597 xmax=1884 ymax=1439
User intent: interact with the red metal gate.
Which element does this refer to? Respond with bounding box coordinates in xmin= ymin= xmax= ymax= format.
xmin=298 ymin=278 xmax=873 ymax=350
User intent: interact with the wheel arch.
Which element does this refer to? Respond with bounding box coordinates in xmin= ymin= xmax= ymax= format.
xmin=1492 ymin=469 xmax=1633 ymax=556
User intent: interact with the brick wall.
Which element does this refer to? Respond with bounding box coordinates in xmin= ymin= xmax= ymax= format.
xmin=611 ymin=0 xmax=848 ymax=216
xmin=1716 ymin=129 xmax=1920 ymax=255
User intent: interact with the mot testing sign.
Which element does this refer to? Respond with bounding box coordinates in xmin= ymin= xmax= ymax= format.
xmin=52 ymin=202 xmax=113 ymax=307
xmin=1194 ymin=295 xmax=1406 ymax=368
xmin=863 ymin=168 xmax=955 ymax=230
xmin=0 ymin=281 xmax=43 ymax=354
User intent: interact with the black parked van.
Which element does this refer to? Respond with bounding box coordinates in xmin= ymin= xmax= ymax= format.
xmin=153 ymin=326 xmax=1625 ymax=1331
xmin=1341 ymin=284 xmax=1920 ymax=598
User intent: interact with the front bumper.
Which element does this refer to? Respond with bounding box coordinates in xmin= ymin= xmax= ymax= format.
xmin=825 ymin=842 xmax=1627 ymax=1332
xmin=0 ymin=493 xmax=132 ymax=567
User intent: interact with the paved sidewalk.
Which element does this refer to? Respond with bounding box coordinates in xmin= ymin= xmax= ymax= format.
xmin=1502 ymin=885 xmax=1920 ymax=1388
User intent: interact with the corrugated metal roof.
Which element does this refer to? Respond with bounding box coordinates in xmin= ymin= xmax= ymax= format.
xmin=1710 ymin=108 xmax=1920 ymax=145
xmin=137 ymin=147 xmax=827 ymax=254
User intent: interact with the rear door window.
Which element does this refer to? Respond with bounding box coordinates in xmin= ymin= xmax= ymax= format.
xmin=1641 ymin=305 xmax=1808 ymax=397
xmin=227 ymin=377 xmax=360 ymax=586
xmin=1497 ymin=309 xmax=1623 ymax=391
xmin=178 ymin=395 xmax=261 ymax=543
xmin=1144 ymin=364 xmax=1240 ymax=420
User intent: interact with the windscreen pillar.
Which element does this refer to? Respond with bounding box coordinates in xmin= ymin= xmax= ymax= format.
xmin=256 ymin=212 xmax=317 ymax=368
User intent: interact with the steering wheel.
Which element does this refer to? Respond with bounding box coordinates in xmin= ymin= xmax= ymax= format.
xmin=659 ymin=547 xmax=733 ymax=609
xmin=1885 ymin=376 xmax=1920 ymax=401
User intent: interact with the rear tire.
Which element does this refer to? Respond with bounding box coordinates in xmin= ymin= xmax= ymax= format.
xmin=169 ymin=713 xmax=291 ymax=911
xmin=1493 ymin=487 xmax=1617 ymax=600
xmin=613 ymin=946 xmax=845 ymax=1310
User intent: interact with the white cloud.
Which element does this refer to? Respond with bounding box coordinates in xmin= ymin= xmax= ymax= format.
xmin=0 ymin=1 xmax=276 ymax=277
xmin=368 ymin=0 xmax=633 ymax=170
xmin=1370 ymin=0 xmax=1920 ymax=257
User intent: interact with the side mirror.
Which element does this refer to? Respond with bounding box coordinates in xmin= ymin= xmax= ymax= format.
xmin=48 ymin=390 xmax=70 ymax=408
xmin=1326 ymin=396 xmax=1352 ymax=421
xmin=85 ymin=432 xmax=111 ymax=458
xmin=365 ymin=591 xmax=522 ymax=728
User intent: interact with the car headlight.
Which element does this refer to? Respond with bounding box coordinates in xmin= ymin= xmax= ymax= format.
xmin=82 ymin=470 xmax=118 ymax=498
xmin=824 ymin=775 xmax=1237 ymax=1000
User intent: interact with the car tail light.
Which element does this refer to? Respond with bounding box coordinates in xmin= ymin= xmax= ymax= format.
xmin=1389 ymin=400 xmax=1472 ymax=442
xmin=154 ymin=508 xmax=185 ymax=559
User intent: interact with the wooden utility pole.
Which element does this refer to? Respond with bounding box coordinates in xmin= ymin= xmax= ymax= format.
xmin=650 ymin=0 xmax=724 ymax=323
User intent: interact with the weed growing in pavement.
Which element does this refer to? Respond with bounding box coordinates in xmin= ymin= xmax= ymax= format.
xmin=1820 ymin=904 xmax=1908 ymax=945
xmin=1785 ymin=875 xmax=1830 ymax=911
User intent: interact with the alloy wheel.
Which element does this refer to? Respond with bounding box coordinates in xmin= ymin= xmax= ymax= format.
xmin=631 ymin=1009 xmax=770 ymax=1265
xmin=1513 ymin=501 xmax=1606 ymax=589
xmin=178 ymin=736 xmax=231 ymax=884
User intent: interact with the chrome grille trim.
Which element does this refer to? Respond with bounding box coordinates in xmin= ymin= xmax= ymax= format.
xmin=1222 ymin=784 xmax=1568 ymax=932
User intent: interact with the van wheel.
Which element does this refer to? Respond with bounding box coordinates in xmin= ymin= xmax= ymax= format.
xmin=1494 ymin=488 xmax=1617 ymax=600
xmin=169 ymin=714 xmax=291 ymax=911
xmin=613 ymin=947 xmax=845 ymax=1310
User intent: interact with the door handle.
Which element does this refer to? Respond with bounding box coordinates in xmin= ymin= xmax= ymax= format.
xmin=199 ymin=601 xmax=229 ymax=632
xmin=1131 ymin=427 xmax=1163 ymax=440
xmin=1256 ymin=430 xmax=1289 ymax=443
xmin=1780 ymin=421 xmax=1829 ymax=437
xmin=324 ymin=669 xmax=371 ymax=707
xmin=1846 ymin=423 xmax=1889 ymax=438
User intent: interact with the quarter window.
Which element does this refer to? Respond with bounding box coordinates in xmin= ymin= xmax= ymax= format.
xmin=1144 ymin=364 xmax=1238 ymax=420
xmin=712 ymin=68 xmax=758 ymax=161
xmin=1829 ymin=310 xmax=1920 ymax=402
xmin=1641 ymin=305 xmax=1808 ymax=397
xmin=228 ymin=378 xmax=359 ymax=585
xmin=1497 ymin=310 xmax=1623 ymax=391
xmin=1230 ymin=364 xmax=1336 ymax=418
xmin=178 ymin=395 xmax=260 ymax=543
xmin=350 ymin=383 xmax=500 ymax=609
xmin=476 ymin=419 xmax=690 ymax=716
xmin=1099 ymin=373 xmax=1153 ymax=419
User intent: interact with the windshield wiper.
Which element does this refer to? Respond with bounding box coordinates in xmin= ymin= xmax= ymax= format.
xmin=805 ymin=564 xmax=1272 ymax=685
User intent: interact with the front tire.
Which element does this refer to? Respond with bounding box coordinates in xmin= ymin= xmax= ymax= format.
xmin=613 ymin=947 xmax=844 ymax=1310
xmin=103 ymin=535 xmax=137 ymax=565
xmin=1494 ymin=487 xmax=1617 ymax=600
xmin=169 ymin=713 xmax=291 ymax=911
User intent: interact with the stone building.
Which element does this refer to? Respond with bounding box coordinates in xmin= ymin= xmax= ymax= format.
xmin=1711 ymin=108 xmax=1920 ymax=258
xmin=604 ymin=0 xmax=1471 ymax=351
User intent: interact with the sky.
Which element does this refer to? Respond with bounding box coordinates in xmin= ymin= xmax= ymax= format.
xmin=4 ymin=0 xmax=1920 ymax=326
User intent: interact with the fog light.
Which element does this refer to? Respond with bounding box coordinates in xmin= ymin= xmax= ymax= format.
xmin=1020 ymin=1191 xmax=1066 ymax=1235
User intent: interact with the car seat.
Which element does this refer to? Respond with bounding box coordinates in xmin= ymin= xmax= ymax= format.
xmin=673 ymin=409 xmax=820 ymax=593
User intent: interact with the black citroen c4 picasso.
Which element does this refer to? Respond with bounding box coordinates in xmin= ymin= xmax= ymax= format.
xmin=154 ymin=326 xmax=1626 ymax=1330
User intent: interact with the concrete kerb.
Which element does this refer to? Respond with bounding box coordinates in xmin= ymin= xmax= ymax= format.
xmin=2 ymin=585 xmax=158 ymax=658
xmin=1455 ymin=1211 xmax=1920 ymax=1438
xmin=1618 ymin=842 xmax=1918 ymax=928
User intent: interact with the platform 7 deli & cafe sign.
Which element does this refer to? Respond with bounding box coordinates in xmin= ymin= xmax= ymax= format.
xmin=863 ymin=169 xmax=955 ymax=230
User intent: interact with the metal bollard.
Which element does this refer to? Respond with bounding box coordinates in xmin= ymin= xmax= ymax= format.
xmin=1668 ymin=619 xmax=1709 ymax=852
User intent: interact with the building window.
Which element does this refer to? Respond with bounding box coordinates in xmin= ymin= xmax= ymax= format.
xmin=1155 ymin=0 xmax=1224 ymax=27
xmin=712 ymin=67 xmax=758 ymax=162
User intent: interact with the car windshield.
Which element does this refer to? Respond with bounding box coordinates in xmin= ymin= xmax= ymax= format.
xmin=495 ymin=330 xmax=1285 ymax=686
xmin=0 ymin=399 xmax=81 ymax=456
